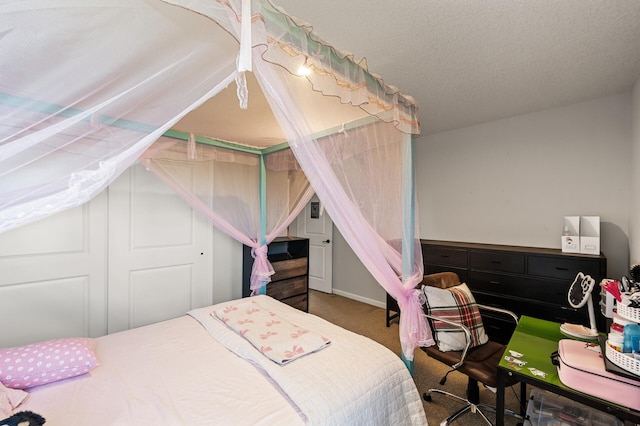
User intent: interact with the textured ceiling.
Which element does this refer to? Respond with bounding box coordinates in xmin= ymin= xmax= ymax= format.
xmin=273 ymin=0 xmax=640 ymax=135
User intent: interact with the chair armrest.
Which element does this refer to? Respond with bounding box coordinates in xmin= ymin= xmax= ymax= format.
xmin=477 ymin=304 xmax=519 ymax=325
xmin=423 ymin=313 xmax=472 ymax=370
xmin=423 ymin=305 xmax=517 ymax=371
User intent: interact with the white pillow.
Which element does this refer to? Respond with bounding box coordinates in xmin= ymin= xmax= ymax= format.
xmin=423 ymin=283 xmax=489 ymax=352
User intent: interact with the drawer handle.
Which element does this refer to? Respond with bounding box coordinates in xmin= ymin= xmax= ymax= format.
xmin=491 ymin=260 xmax=502 ymax=264
xmin=555 ymin=267 xmax=569 ymax=271
xmin=489 ymin=280 xmax=501 ymax=285
xmin=440 ymin=255 xmax=450 ymax=258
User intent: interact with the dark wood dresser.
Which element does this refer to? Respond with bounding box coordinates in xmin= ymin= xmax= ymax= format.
xmin=387 ymin=239 xmax=607 ymax=343
xmin=242 ymin=237 xmax=309 ymax=312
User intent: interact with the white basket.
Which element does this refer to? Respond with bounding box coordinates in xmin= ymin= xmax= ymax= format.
xmin=605 ymin=341 xmax=640 ymax=377
xmin=617 ymin=302 xmax=640 ymax=323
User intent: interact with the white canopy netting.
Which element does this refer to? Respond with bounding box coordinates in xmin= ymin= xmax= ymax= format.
xmin=0 ymin=0 xmax=432 ymax=362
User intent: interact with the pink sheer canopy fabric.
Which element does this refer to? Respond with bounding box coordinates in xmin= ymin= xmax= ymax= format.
xmin=0 ymin=0 xmax=239 ymax=232
xmin=139 ymin=138 xmax=314 ymax=294
xmin=0 ymin=0 xmax=429 ymax=361
xmin=254 ymin=59 xmax=431 ymax=358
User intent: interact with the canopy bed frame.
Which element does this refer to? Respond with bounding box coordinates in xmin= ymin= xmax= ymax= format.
xmin=1 ymin=1 xmax=432 ymax=423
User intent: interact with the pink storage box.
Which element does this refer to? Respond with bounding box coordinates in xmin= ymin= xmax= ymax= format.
xmin=555 ymin=339 xmax=640 ymax=411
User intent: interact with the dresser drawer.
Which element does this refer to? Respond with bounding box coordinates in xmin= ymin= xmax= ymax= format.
xmin=480 ymin=313 xmax=517 ymax=345
xmin=271 ymin=257 xmax=307 ymax=281
xmin=469 ymin=271 xmax=568 ymax=305
xmin=279 ymin=293 xmax=308 ymax=312
xmin=423 ymin=245 xmax=467 ymax=267
xmin=424 ymin=264 xmax=469 ymax=283
xmin=469 ymin=250 xmax=525 ymax=274
xmin=243 ymin=238 xmax=309 ymax=312
xmin=527 ymin=255 xmax=602 ymax=280
xmin=266 ymin=276 xmax=307 ymax=300
xmin=472 ymin=292 xmax=585 ymax=324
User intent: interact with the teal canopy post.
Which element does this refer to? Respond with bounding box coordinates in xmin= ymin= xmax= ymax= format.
xmin=257 ymin=153 xmax=268 ymax=295
xmin=401 ymin=131 xmax=416 ymax=373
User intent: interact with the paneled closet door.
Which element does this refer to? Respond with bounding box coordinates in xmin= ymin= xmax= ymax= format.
xmin=107 ymin=162 xmax=213 ymax=334
xmin=0 ymin=194 xmax=108 ymax=347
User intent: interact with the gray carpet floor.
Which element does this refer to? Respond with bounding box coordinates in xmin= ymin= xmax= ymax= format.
xmin=308 ymin=290 xmax=529 ymax=426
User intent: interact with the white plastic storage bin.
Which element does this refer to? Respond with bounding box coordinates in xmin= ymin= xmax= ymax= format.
xmin=526 ymin=387 xmax=622 ymax=426
xmin=580 ymin=216 xmax=600 ymax=255
xmin=561 ymin=216 xmax=580 ymax=253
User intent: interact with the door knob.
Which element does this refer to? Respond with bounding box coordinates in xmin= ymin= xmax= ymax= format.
xmin=322 ymin=239 xmax=331 ymax=243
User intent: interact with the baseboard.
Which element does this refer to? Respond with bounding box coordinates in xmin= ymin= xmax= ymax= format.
xmin=331 ymin=289 xmax=385 ymax=309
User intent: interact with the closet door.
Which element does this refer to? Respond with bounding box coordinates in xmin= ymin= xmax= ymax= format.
xmin=107 ymin=162 xmax=213 ymax=334
xmin=0 ymin=194 xmax=108 ymax=347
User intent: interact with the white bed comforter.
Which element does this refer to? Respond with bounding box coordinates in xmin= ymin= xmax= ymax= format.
xmin=17 ymin=308 xmax=306 ymax=425
xmin=15 ymin=296 xmax=427 ymax=425
xmin=189 ymin=295 xmax=427 ymax=426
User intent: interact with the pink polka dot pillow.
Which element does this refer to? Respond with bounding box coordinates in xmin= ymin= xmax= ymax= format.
xmin=0 ymin=338 xmax=99 ymax=389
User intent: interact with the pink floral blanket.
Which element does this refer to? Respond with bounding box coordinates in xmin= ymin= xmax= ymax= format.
xmin=213 ymin=300 xmax=331 ymax=365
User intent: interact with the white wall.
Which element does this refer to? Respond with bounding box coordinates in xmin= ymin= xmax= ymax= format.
xmin=333 ymin=92 xmax=633 ymax=304
xmin=417 ymin=93 xmax=631 ymax=279
xmin=331 ymin=230 xmax=386 ymax=306
xmin=631 ymin=77 xmax=640 ymax=265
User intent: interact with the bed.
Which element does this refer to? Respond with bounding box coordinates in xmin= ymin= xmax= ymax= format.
xmin=1 ymin=1 xmax=431 ymax=418
xmin=2 ymin=295 xmax=427 ymax=425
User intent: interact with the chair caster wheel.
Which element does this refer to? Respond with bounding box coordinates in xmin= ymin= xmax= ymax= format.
xmin=423 ymin=393 xmax=432 ymax=402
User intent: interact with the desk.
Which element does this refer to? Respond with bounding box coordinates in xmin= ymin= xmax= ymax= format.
xmin=496 ymin=316 xmax=640 ymax=426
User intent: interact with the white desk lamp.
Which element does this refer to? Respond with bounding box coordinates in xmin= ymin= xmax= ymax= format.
xmin=560 ymin=272 xmax=599 ymax=339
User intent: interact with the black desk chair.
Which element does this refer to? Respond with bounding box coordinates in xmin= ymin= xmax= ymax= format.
xmin=419 ymin=272 xmax=526 ymax=425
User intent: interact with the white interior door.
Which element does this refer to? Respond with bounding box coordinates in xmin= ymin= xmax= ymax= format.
xmin=295 ymin=195 xmax=333 ymax=293
xmin=107 ymin=162 xmax=213 ymax=333
xmin=0 ymin=194 xmax=108 ymax=347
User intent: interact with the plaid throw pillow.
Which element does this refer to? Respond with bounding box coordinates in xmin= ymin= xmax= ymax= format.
xmin=423 ymin=283 xmax=488 ymax=352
